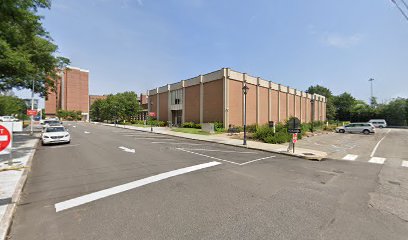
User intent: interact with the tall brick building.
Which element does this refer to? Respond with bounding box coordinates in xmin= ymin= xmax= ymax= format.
xmin=45 ymin=66 xmax=90 ymax=121
xmin=147 ymin=68 xmax=326 ymax=127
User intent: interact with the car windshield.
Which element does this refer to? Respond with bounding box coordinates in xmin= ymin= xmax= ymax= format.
xmin=46 ymin=127 xmax=65 ymax=132
xmin=45 ymin=120 xmax=60 ymax=124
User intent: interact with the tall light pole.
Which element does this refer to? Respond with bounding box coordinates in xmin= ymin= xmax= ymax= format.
xmin=369 ymin=78 xmax=374 ymax=105
xmin=242 ymin=84 xmax=249 ymax=146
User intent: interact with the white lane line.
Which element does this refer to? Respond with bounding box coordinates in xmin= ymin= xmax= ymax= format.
xmin=369 ymin=157 xmax=386 ymax=164
xmin=342 ymin=154 xmax=358 ymax=161
xmin=176 ymin=148 xmax=241 ymax=165
xmin=402 ymin=161 xmax=408 ymax=168
xmin=118 ymin=146 xmax=135 ymax=153
xmin=370 ymin=129 xmax=391 ymax=157
xmin=132 ymin=137 xmax=175 ymax=140
xmin=48 ymin=144 xmax=80 ymax=149
xmin=84 ymin=131 xmax=90 ymax=134
xmin=184 ymin=149 xmax=257 ymax=154
xmin=55 ymin=161 xmax=221 ymax=212
xmin=151 ymin=142 xmax=202 ymax=145
xmin=240 ymin=156 xmax=276 ymax=165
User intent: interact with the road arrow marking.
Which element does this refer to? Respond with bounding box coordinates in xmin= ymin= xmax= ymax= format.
xmin=369 ymin=157 xmax=386 ymax=164
xmin=402 ymin=161 xmax=408 ymax=168
xmin=84 ymin=131 xmax=90 ymax=134
xmin=118 ymin=146 xmax=135 ymax=153
xmin=55 ymin=161 xmax=221 ymax=212
xmin=342 ymin=154 xmax=358 ymax=161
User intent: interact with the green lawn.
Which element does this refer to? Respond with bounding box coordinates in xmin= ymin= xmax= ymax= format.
xmin=172 ymin=128 xmax=211 ymax=135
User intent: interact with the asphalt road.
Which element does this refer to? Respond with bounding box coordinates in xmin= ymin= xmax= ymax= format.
xmin=7 ymin=123 xmax=408 ymax=240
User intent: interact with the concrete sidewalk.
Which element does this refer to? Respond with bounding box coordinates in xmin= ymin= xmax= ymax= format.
xmin=0 ymin=133 xmax=39 ymax=240
xmin=92 ymin=123 xmax=327 ymax=160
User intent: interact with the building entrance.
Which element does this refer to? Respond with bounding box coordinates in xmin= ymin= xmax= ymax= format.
xmin=172 ymin=110 xmax=182 ymax=126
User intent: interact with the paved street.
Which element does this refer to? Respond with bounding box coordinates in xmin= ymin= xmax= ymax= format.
xmin=7 ymin=123 xmax=408 ymax=240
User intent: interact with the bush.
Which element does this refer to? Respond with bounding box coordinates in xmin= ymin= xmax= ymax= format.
xmin=182 ymin=122 xmax=201 ymax=129
xmin=246 ymin=124 xmax=258 ymax=133
xmin=147 ymin=120 xmax=166 ymax=127
xmin=214 ymin=122 xmax=225 ymax=132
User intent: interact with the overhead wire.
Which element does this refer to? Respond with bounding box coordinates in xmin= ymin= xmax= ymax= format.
xmin=390 ymin=0 xmax=408 ymax=22
xmin=399 ymin=0 xmax=408 ymax=11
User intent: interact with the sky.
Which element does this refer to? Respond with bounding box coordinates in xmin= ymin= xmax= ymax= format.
xmin=18 ymin=0 xmax=408 ymax=106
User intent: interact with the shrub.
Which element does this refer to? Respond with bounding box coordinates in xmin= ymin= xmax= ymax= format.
xmin=182 ymin=122 xmax=201 ymax=129
xmin=246 ymin=124 xmax=258 ymax=133
xmin=214 ymin=122 xmax=225 ymax=132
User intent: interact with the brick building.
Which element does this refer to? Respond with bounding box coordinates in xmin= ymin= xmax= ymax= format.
xmin=146 ymin=68 xmax=326 ymax=127
xmin=45 ymin=66 xmax=90 ymax=121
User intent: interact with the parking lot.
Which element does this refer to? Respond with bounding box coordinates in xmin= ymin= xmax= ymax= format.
xmin=7 ymin=122 xmax=408 ymax=240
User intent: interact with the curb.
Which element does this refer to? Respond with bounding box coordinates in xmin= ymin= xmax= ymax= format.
xmin=91 ymin=122 xmax=326 ymax=161
xmin=0 ymin=137 xmax=40 ymax=240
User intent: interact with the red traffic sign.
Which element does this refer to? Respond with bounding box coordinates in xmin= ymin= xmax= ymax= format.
xmin=0 ymin=125 xmax=11 ymax=153
xmin=27 ymin=109 xmax=38 ymax=116
xmin=292 ymin=133 xmax=298 ymax=143
xmin=148 ymin=112 xmax=156 ymax=117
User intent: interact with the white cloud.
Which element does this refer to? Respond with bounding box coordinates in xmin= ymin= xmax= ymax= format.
xmin=323 ymin=33 xmax=363 ymax=48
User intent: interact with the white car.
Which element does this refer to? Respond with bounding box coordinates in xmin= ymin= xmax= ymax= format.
xmin=368 ymin=119 xmax=387 ymax=128
xmin=42 ymin=126 xmax=71 ymax=145
xmin=42 ymin=120 xmax=63 ymax=128
xmin=336 ymin=123 xmax=376 ymax=135
xmin=0 ymin=116 xmax=18 ymax=122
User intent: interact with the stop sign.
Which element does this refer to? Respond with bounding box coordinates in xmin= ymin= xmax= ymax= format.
xmin=292 ymin=133 xmax=298 ymax=143
xmin=0 ymin=125 xmax=11 ymax=153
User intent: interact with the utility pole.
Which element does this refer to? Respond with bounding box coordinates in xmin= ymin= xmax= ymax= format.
xmin=369 ymin=78 xmax=374 ymax=106
xmin=30 ymin=79 xmax=34 ymax=136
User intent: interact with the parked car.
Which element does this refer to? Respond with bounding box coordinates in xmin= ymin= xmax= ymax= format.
xmin=41 ymin=126 xmax=70 ymax=145
xmin=0 ymin=116 xmax=18 ymax=122
xmin=368 ymin=119 xmax=387 ymax=128
xmin=42 ymin=120 xmax=63 ymax=128
xmin=336 ymin=123 xmax=375 ymax=135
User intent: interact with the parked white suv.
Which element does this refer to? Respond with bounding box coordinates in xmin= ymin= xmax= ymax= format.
xmin=368 ymin=119 xmax=387 ymax=128
xmin=0 ymin=116 xmax=18 ymax=122
xmin=336 ymin=123 xmax=376 ymax=135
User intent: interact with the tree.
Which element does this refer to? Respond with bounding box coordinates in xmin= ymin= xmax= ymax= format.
xmin=376 ymin=98 xmax=407 ymax=126
xmin=0 ymin=0 xmax=69 ymax=96
xmin=333 ymin=92 xmax=356 ymax=121
xmin=306 ymin=85 xmax=336 ymax=120
xmin=350 ymin=100 xmax=375 ymax=122
xmin=90 ymin=92 xmax=140 ymax=122
xmin=0 ymin=95 xmax=27 ymax=118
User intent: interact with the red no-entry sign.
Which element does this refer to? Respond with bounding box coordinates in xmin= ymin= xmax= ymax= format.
xmin=0 ymin=125 xmax=11 ymax=153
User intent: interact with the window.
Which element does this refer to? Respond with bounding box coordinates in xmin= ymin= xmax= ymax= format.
xmin=170 ymin=89 xmax=183 ymax=105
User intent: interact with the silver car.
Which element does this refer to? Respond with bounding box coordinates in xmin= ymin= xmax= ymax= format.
xmin=336 ymin=123 xmax=375 ymax=135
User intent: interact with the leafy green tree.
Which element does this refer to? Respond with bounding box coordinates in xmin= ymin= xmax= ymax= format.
xmin=350 ymin=100 xmax=375 ymax=122
xmin=90 ymin=92 xmax=140 ymax=122
xmin=376 ymin=98 xmax=407 ymax=126
xmin=0 ymin=95 xmax=27 ymax=118
xmin=333 ymin=92 xmax=356 ymax=121
xmin=306 ymin=85 xmax=336 ymax=120
xmin=0 ymin=0 xmax=69 ymax=96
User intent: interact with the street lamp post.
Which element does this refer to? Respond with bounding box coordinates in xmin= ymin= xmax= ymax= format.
xmin=242 ymin=84 xmax=249 ymax=146
xmin=369 ymin=78 xmax=374 ymax=106
xmin=310 ymin=98 xmax=315 ymax=133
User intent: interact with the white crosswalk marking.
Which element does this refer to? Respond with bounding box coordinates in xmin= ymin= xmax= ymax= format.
xmin=401 ymin=161 xmax=408 ymax=168
xmin=342 ymin=154 xmax=358 ymax=161
xmin=369 ymin=157 xmax=386 ymax=164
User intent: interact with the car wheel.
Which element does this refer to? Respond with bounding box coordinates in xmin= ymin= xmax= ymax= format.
xmin=363 ymin=129 xmax=370 ymax=135
xmin=41 ymin=141 xmax=46 ymax=146
xmin=339 ymin=129 xmax=345 ymax=133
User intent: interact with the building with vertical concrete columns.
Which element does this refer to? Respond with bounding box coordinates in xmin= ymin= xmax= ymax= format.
xmin=147 ymin=68 xmax=326 ymax=127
